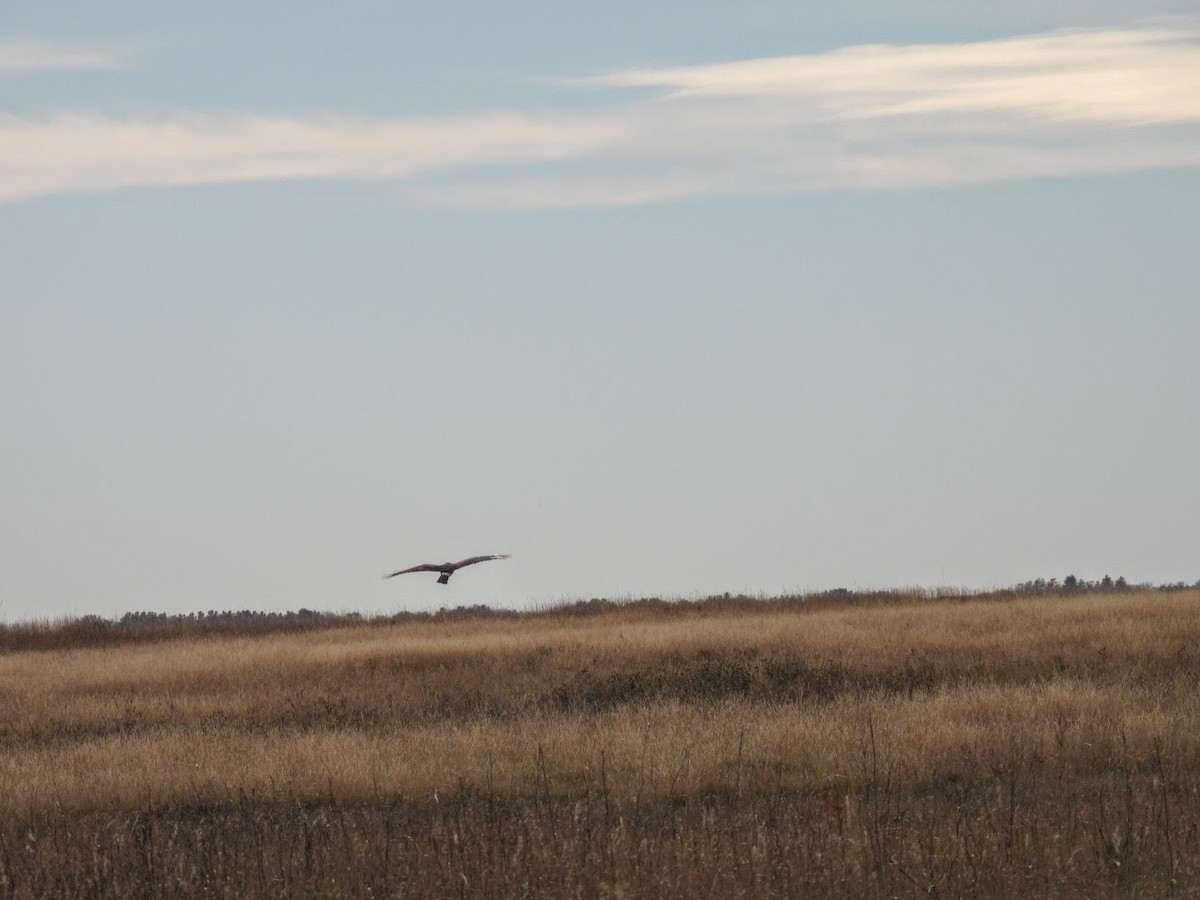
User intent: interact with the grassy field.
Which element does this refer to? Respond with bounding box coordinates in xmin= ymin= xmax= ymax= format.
xmin=2 ymin=587 xmax=1199 ymax=897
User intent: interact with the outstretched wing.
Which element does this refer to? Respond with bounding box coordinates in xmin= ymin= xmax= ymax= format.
xmin=382 ymin=563 xmax=444 ymax=579
xmin=449 ymin=554 xmax=512 ymax=571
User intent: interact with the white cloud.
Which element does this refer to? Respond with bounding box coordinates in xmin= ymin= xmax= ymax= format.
xmin=3 ymin=22 xmax=1200 ymax=207
xmin=571 ymin=24 xmax=1200 ymax=125
xmin=456 ymin=21 xmax=1200 ymax=208
xmin=0 ymin=111 xmax=629 ymax=203
xmin=0 ymin=39 xmax=122 ymax=74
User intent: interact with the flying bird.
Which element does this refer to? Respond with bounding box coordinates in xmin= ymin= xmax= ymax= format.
xmin=382 ymin=554 xmax=511 ymax=585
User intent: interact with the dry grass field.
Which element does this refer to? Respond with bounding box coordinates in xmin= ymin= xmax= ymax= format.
xmin=2 ymin=587 xmax=1199 ymax=898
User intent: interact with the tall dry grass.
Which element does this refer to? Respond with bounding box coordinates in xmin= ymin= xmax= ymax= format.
xmin=2 ymin=588 xmax=1199 ymax=897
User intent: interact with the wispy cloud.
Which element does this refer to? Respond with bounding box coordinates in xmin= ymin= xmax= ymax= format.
xmin=569 ymin=24 xmax=1200 ymax=124
xmin=3 ymin=22 xmax=1199 ymax=207
xmin=0 ymin=38 xmax=122 ymax=75
xmin=0 ymin=111 xmax=628 ymax=203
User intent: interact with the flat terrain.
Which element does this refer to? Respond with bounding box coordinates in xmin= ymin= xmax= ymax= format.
xmin=2 ymin=588 xmax=1199 ymax=898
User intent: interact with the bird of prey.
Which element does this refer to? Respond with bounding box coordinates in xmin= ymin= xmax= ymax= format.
xmin=382 ymin=554 xmax=511 ymax=585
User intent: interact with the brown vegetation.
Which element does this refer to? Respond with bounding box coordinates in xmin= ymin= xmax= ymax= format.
xmin=2 ymin=588 xmax=1199 ymax=897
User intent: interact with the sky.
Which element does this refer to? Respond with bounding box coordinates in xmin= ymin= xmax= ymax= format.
xmin=2 ymin=1 xmax=1198 ymax=621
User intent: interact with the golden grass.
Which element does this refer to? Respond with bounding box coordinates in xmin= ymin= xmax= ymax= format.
xmin=2 ymin=588 xmax=1199 ymax=897
xmin=2 ymin=589 xmax=1197 ymax=811
xmin=4 ymin=678 xmax=1197 ymax=815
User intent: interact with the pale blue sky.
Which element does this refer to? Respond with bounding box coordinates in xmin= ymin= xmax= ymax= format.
xmin=2 ymin=2 xmax=1198 ymax=620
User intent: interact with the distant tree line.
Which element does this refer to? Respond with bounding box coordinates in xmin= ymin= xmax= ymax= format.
xmin=117 ymin=608 xmax=348 ymax=626
xmin=1013 ymin=575 xmax=1200 ymax=594
xmin=3 ymin=580 xmax=1198 ymax=656
xmin=116 ymin=604 xmax=521 ymax=629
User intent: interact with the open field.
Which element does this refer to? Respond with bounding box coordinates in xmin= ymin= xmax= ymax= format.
xmin=2 ymin=588 xmax=1199 ymax=897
